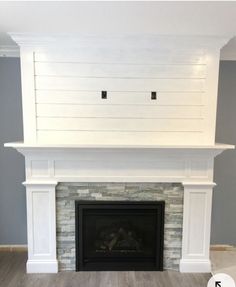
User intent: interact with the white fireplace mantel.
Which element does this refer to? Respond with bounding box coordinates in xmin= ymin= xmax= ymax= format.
xmin=5 ymin=142 xmax=234 ymax=273
xmin=5 ymin=33 xmax=235 ymax=274
xmin=5 ymin=142 xmax=233 ymax=183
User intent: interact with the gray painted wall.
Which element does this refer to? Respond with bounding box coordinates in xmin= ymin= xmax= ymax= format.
xmin=0 ymin=58 xmax=235 ymax=245
xmin=211 ymin=60 xmax=236 ymax=245
xmin=0 ymin=58 xmax=26 ymax=244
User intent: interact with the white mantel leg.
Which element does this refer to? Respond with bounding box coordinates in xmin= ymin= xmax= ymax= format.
xmin=180 ymin=182 xmax=215 ymax=273
xmin=23 ymin=181 xmax=58 ymax=273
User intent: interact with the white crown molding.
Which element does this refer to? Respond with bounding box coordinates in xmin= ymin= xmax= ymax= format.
xmin=0 ymin=45 xmax=19 ymax=57
xmin=8 ymin=33 xmax=231 ymax=50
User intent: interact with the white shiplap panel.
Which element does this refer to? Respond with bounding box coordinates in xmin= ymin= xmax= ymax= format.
xmin=35 ymin=62 xmax=207 ymax=79
xmin=32 ymin=40 xmax=210 ymax=145
xmin=37 ymin=118 xmax=203 ymax=132
xmin=35 ymin=76 xmax=205 ymax=92
xmin=36 ymin=104 xmax=204 ymax=119
xmin=36 ymin=91 xmax=204 ymax=106
xmin=37 ymin=130 xmax=204 ymax=145
xmin=34 ymin=49 xmax=206 ymax=64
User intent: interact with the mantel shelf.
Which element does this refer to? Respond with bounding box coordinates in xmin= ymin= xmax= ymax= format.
xmin=4 ymin=142 xmax=235 ymax=150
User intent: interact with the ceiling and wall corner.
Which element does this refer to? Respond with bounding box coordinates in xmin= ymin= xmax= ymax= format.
xmin=220 ymin=37 xmax=236 ymax=61
xmin=0 ymin=2 xmax=236 ymax=59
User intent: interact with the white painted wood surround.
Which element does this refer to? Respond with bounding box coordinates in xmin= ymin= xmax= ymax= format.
xmin=5 ymin=34 xmax=234 ymax=274
xmin=11 ymin=34 xmax=231 ymax=145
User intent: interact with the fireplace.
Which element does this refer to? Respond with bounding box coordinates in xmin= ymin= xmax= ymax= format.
xmin=75 ymin=201 xmax=164 ymax=271
xmin=5 ymin=34 xmax=234 ymax=273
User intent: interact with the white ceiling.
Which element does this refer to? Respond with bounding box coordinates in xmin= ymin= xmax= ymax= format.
xmin=0 ymin=1 xmax=236 ymax=59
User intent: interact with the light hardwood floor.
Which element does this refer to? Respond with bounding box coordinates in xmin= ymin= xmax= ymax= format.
xmin=0 ymin=251 xmax=211 ymax=287
xmin=211 ymin=250 xmax=236 ymax=281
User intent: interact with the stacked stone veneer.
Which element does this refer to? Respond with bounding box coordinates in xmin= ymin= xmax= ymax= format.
xmin=56 ymin=183 xmax=184 ymax=271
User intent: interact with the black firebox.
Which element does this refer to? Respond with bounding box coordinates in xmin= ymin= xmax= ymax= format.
xmin=75 ymin=201 xmax=165 ymax=271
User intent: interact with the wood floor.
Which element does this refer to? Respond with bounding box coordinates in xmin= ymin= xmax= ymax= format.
xmin=0 ymin=251 xmax=211 ymax=287
xmin=211 ymin=250 xmax=236 ymax=281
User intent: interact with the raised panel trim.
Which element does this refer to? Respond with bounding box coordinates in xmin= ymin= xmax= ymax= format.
xmin=31 ymin=160 xmax=50 ymax=177
xmin=23 ymin=181 xmax=58 ymax=272
xmin=181 ymin=183 xmax=214 ymax=262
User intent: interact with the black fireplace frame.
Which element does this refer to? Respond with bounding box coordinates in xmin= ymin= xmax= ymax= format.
xmin=75 ymin=200 xmax=165 ymax=271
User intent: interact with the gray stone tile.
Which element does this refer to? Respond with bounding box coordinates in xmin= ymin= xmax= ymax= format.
xmin=56 ymin=182 xmax=183 ymax=271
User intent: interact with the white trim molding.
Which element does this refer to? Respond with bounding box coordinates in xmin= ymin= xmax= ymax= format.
xmin=179 ymin=259 xmax=211 ymax=273
xmin=9 ymin=34 xmax=230 ymax=50
xmin=0 ymin=45 xmax=20 ymax=58
xmin=5 ymin=142 xmax=234 ymax=273
xmin=180 ymin=182 xmax=216 ymax=273
xmin=22 ymin=181 xmax=58 ymax=274
xmin=26 ymin=260 xmax=58 ymax=274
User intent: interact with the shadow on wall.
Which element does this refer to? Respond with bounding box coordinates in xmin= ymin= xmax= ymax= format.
xmin=212 ymin=60 xmax=236 ymax=245
xmin=0 ymin=57 xmax=26 ymax=244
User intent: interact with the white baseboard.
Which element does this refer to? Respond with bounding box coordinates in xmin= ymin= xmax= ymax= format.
xmin=179 ymin=259 xmax=211 ymax=273
xmin=26 ymin=260 xmax=58 ymax=273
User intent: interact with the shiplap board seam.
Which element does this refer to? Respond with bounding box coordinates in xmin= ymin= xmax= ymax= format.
xmin=34 ymin=61 xmax=207 ymax=66
xmin=34 ymin=76 xmax=206 ymax=80
xmin=34 ymin=53 xmax=206 ymax=63
xmin=37 ymin=129 xmax=203 ymax=133
xmin=36 ymin=116 xmax=204 ymax=120
xmin=35 ymin=89 xmax=205 ymax=92
xmin=36 ymin=132 xmax=205 ymax=145
xmin=36 ymin=104 xmax=204 ymax=117
xmin=36 ymin=118 xmax=204 ymax=131
xmin=35 ymin=103 xmax=205 ymax=107
xmin=35 ymin=76 xmax=205 ymax=89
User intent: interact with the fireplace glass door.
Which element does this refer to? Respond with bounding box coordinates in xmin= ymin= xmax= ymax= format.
xmin=75 ymin=201 xmax=164 ymax=271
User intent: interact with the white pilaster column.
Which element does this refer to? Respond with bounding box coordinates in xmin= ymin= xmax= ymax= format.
xmin=180 ymin=182 xmax=215 ymax=273
xmin=23 ymin=181 xmax=58 ymax=273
